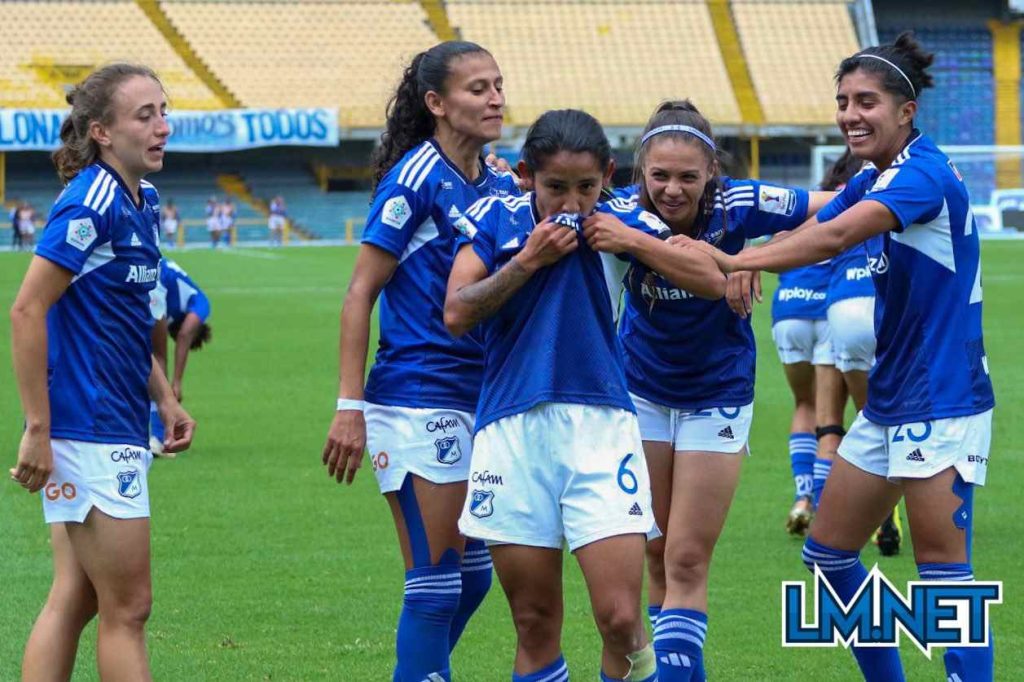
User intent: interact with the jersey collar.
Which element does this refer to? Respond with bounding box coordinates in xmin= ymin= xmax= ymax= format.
xmin=427 ymin=138 xmax=489 ymax=188
xmin=96 ymin=160 xmax=146 ymax=211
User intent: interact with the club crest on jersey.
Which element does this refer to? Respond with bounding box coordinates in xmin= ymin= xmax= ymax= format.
xmin=453 ymin=215 xmax=477 ymax=239
xmin=759 ymin=186 xmax=797 ymax=216
xmin=116 ymin=469 xmax=142 ymax=499
xmin=469 ymin=489 xmax=494 ymax=518
xmin=435 ymin=436 xmax=463 ymax=465
xmin=381 ymin=196 xmax=412 ymax=230
xmin=66 ymin=217 xmax=97 ymax=251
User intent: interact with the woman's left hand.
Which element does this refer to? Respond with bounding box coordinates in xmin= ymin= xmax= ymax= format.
xmin=159 ymin=399 xmax=196 ymax=454
xmin=582 ymin=213 xmax=636 ymax=254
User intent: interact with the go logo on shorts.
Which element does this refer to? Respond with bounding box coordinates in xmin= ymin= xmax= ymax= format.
xmin=44 ymin=481 xmax=77 ymax=501
xmin=371 ymin=452 xmax=389 ymax=471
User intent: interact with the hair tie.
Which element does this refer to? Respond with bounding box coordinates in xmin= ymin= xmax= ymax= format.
xmin=858 ymin=54 xmax=916 ymax=98
xmin=640 ymin=125 xmax=716 ymax=151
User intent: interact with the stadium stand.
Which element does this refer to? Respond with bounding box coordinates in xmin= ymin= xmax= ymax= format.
xmin=447 ymin=0 xmax=743 ymax=127
xmin=731 ymin=0 xmax=860 ymax=125
xmin=161 ymin=1 xmax=438 ymax=127
xmin=0 ymin=1 xmax=221 ymax=109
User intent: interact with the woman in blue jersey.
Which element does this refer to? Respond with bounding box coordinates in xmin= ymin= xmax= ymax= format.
xmin=770 ymin=256 xmax=837 ymax=535
xmin=445 ymin=109 xmax=723 ymax=682
xmin=320 ymin=41 xmax=517 ymax=682
xmin=613 ymin=100 xmax=835 ymax=682
xmin=10 ymin=63 xmax=195 ymax=681
xmin=148 ymin=258 xmax=212 ymax=454
xmin=707 ymin=34 xmax=996 ymax=682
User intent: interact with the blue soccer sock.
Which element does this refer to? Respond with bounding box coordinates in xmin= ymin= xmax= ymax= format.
xmin=395 ymin=564 xmax=461 ymax=682
xmin=513 ymin=654 xmax=568 ymax=682
xmin=802 ymin=537 xmax=905 ymax=681
xmin=919 ymin=560 xmax=993 ymax=681
xmin=812 ymin=458 xmax=833 ymax=508
xmin=647 ymin=604 xmax=661 ymax=632
xmin=789 ymin=433 xmax=817 ymax=500
xmin=653 ymin=608 xmax=707 ymax=682
xmin=449 ymin=539 xmax=492 ymax=649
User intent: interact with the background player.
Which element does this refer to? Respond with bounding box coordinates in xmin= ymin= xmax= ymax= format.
xmin=707 ymin=33 xmax=996 ymax=682
xmin=446 ymin=108 xmax=723 ymax=682
xmin=9 ymin=63 xmax=195 ymax=681
xmin=320 ymin=41 xmax=517 ymax=682
xmin=148 ymin=258 xmax=212 ymax=454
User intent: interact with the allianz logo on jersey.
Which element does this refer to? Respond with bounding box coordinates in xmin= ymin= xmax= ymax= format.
xmin=125 ymin=264 xmax=158 ymax=284
xmin=641 ymin=282 xmax=695 ymax=301
xmin=783 ymin=565 xmax=1001 ymax=657
xmin=777 ymin=287 xmax=826 ymax=302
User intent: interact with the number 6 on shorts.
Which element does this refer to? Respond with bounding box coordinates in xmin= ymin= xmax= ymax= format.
xmin=617 ymin=453 xmax=639 ymax=494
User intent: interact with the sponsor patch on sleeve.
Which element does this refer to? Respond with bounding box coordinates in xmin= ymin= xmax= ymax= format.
xmin=758 ymin=186 xmax=797 ymax=216
xmin=381 ymin=195 xmax=412 ymax=230
xmin=870 ymin=168 xmax=900 ymax=193
xmin=638 ymin=210 xmax=670 ymax=234
xmin=453 ymin=216 xmax=478 ymax=239
xmin=66 ymin=217 xmax=97 ymax=251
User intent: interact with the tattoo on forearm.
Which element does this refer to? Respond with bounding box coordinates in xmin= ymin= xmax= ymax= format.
xmin=456 ymin=258 xmax=533 ymax=324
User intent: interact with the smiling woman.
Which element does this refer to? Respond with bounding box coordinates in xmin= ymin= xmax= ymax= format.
xmin=709 ymin=32 xmax=997 ymax=682
xmin=9 ymin=63 xmax=194 ymax=681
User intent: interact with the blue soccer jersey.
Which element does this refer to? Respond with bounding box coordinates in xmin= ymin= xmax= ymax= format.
xmin=361 ymin=140 xmax=519 ymax=412
xmin=772 ymin=262 xmax=831 ymax=323
xmin=614 ymin=177 xmax=810 ymax=408
xmin=160 ymin=259 xmax=210 ymax=324
xmin=816 ymin=131 xmax=994 ymax=423
xmin=827 ymin=239 xmax=880 ymax=305
xmin=454 ymin=193 xmax=669 ymax=432
xmin=34 ymin=162 xmax=162 ymax=447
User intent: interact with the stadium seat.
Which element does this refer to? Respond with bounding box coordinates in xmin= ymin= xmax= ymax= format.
xmin=731 ymin=0 xmax=860 ymax=125
xmin=448 ymin=0 xmax=742 ymax=127
xmin=0 ymin=1 xmax=221 ymax=109
xmin=162 ymin=1 xmax=438 ymax=127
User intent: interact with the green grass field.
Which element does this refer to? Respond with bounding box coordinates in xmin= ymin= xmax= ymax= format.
xmin=1 ymin=243 xmax=1021 ymax=681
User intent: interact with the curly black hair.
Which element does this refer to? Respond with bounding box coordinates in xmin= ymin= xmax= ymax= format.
xmin=370 ymin=41 xmax=491 ymax=192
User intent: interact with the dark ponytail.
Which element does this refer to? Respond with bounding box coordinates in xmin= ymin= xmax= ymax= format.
xmin=633 ymin=100 xmax=722 ymax=239
xmin=52 ymin=63 xmax=162 ymax=185
xmin=820 ymin=148 xmax=862 ymax=191
xmin=836 ymin=31 xmax=935 ymax=102
xmin=371 ymin=41 xmax=491 ymax=191
xmin=520 ymin=109 xmax=611 ymax=174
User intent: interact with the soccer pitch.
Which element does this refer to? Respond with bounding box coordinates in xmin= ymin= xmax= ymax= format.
xmin=1 ymin=243 xmax=1021 ymax=681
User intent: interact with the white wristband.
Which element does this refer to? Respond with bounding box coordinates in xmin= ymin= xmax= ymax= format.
xmin=336 ymin=399 xmax=366 ymax=412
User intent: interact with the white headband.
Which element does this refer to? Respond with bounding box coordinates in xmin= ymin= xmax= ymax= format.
xmin=640 ymin=124 xmax=716 ymax=151
xmin=858 ymin=54 xmax=916 ymax=98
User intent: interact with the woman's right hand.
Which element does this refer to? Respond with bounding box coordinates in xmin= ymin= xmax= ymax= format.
xmin=322 ymin=409 xmax=367 ymax=485
xmin=10 ymin=429 xmax=53 ymax=493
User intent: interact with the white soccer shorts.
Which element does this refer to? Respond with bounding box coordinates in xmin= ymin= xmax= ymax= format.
xmin=42 ymin=439 xmax=153 ymax=524
xmin=631 ymin=393 xmax=753 ymax=455
xmin=827 ymin=297 xmax=876 ymax=373
xmin=839 ymin=409 xmax=993 ymax=485
xmin=458 ymin=402 xmax=655 ymax=551
xmin=364 ymin=403 xmax=474 ymax=493
xmin=771 ymin=318 xmax=834 ymax=366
